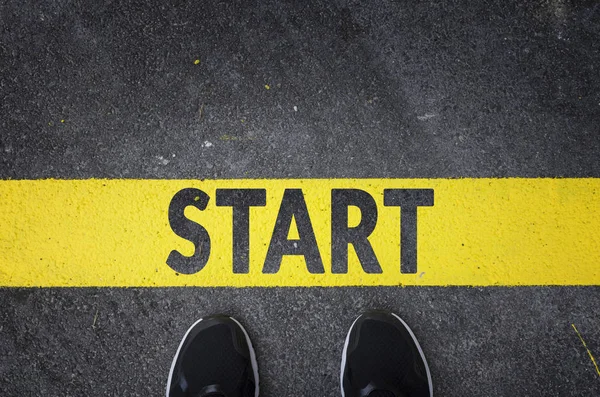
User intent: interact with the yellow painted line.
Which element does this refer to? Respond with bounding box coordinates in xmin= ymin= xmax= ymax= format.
xmin=572 ymin=324 xmax=600 ymax=378
xmin=0 ymin=178 xmax=598 ymax=287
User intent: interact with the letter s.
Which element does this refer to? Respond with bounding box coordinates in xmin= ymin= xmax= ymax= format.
xmin=166 ymin=188 xmax=211 ymax=274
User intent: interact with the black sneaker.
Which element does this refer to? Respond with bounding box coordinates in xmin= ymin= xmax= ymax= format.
xmin=341 ymin=310 xmax=432 ymax=397
xmin=166 ymin=315 xmax=259 ymax=397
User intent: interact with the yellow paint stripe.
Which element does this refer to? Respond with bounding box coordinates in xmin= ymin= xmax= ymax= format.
xmin=0 ymin=178 xmax=598 ymax=287
xmin=572 ymin=324 xmax=600 ymax=378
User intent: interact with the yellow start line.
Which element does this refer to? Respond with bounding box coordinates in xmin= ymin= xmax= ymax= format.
xmin=0 ymin=178 xmax=598 ymax=287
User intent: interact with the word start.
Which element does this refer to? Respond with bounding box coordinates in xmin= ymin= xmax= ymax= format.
xmin=166 ymin=188 xmax=434 ymax=275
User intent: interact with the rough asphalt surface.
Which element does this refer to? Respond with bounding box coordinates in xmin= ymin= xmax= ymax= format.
xmin=1 ymin=0 xmax=599 ymax=396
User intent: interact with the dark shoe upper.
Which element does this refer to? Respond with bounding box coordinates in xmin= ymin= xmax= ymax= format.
xmin=341 ymin=310 xmax=432 ymax=397
xmin=166 ymin=316 xmax=258 ymax=397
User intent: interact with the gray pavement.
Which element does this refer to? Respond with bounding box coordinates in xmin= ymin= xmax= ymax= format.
xmin=1 ymin=0 xmax=600 ymax=395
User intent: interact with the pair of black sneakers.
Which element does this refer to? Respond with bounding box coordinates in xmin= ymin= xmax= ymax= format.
xmin=166 ymin=310 xmax=432 ymax=397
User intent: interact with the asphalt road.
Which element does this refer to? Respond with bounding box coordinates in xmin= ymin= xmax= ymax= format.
xmin=1 ymin=0 xmax=599 ymax=395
